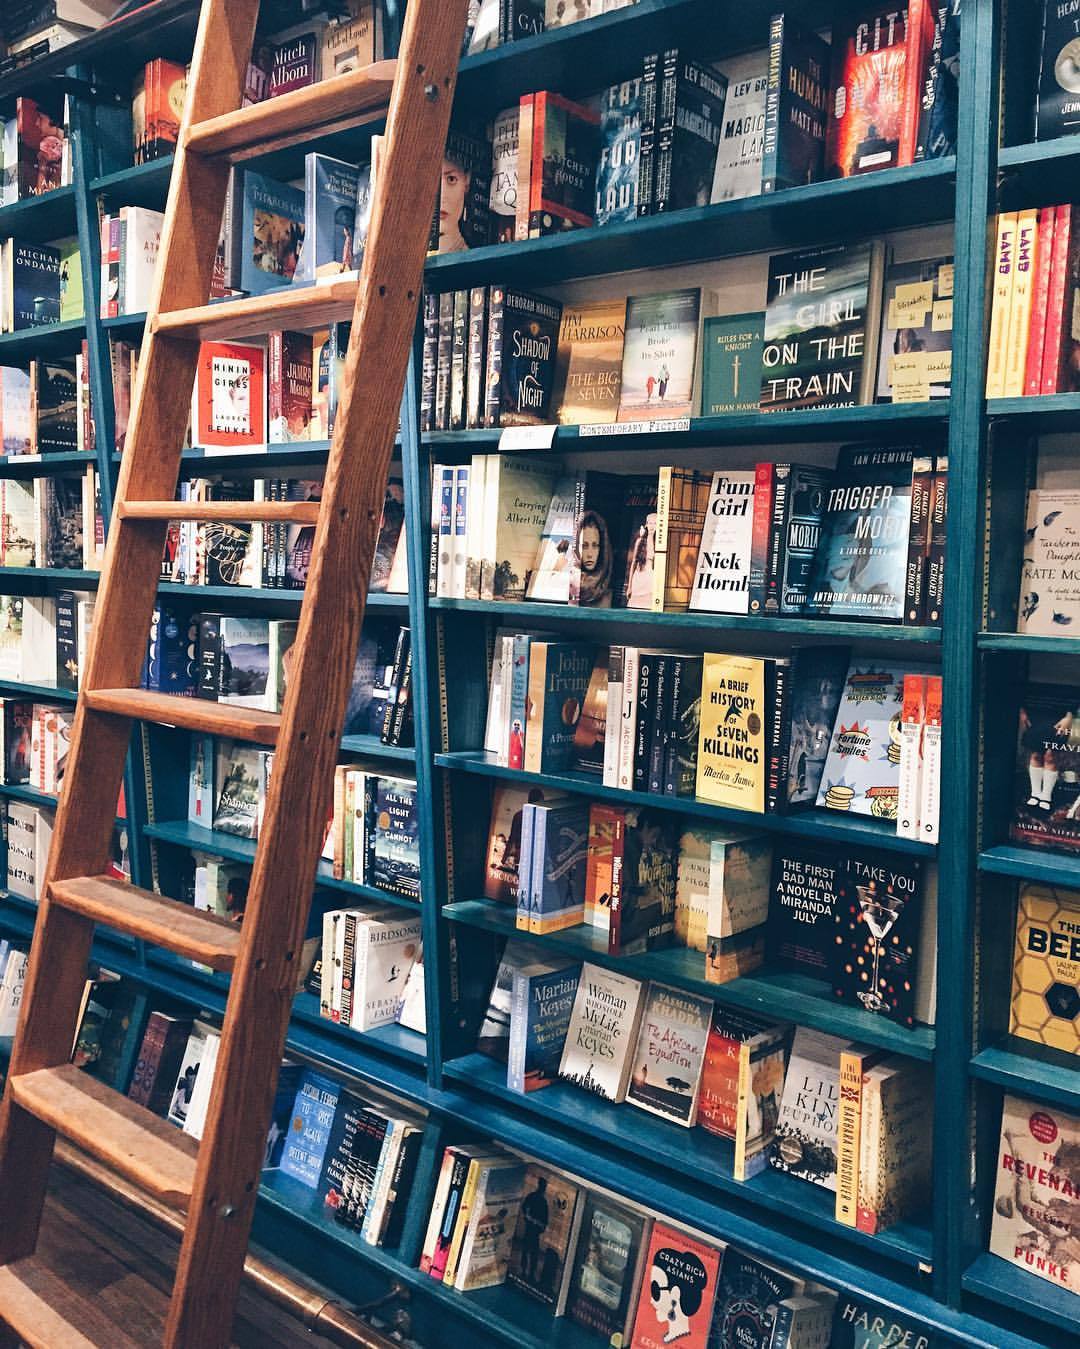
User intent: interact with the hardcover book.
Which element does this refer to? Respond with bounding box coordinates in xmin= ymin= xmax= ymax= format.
xmin=607 ymin=806 xmax=678 ymax=956
xmin=484 ymin=783 xmax=563 ymax=902
xmin=760 ymin=242 xmax=886 ymax=411
xmin=14 ymin=95 xmax=66 ymax=197
xmin=279 ymin=1069 xmax=341 ymax=1188
xmin=1009 ymin=883 xmax=1080 ymax=1055
xmin=371 ymin=776 xmax=421 ymax=900
xmin=551 ymin=300 xmax=626 ymax=424
xmin=483 ymin=287 xmax=563 ymax=426
xmin=625 ymin=982 xmax=712 ymax=1127
xmin=711 ymin=49 xmax=768 ymax=202
xmin=489 ymin=105 xmax=519 ymax=244
xmin=1009 ymin=683 xmax=1080 ymax=856
xmin=10 ymin=242 xmax=60 ymax=329
xmin=522 ymin=641 xmax=594 ymax=775
xmin=0 ymin=367 xmax=31 ymax=455
xmin=527 ymin=92 xmax=600 ymax=235
xmin=775 ymin=463 xmax=832 ymax=614
xmin=524 ymin=798 xmax=589 ymax=933
xmin=805 ymin=445 xmax=916 ymax=622
xmin=212 ymin=744 xmax=268 ymax=838
xmin=612 ymin=475 xmax=658 ymax=608
xmin=595 ymin=77 xmax=642 ymax=226
xmin=695 ymin=652 xmax=767 ymax=813
xmin=617 ymin=288 xmax=701 ymax=422
xmin=832 ymin=851 xmax=925 ymax=1025
xmin=784 ymin=645 xmax=851 ymax=809
xmin=480 ymin=453 xmax=558 ymax=600
xmin=713 ymin=1249 xmax=804 ymax=1349
xmin=1037 ymin=1 xmax=1080 ymax=140
xmin=856 ymin=1057 xmax=933 ymax=1234
xmin=558 ymin=962 xmax=646 ymax=1102
xmin=566 ymin=1192 xmax=652 ymax=1344
xmin=770 ymin=1026 xmax=845 ymax=1191
xmin=875 ymin=255 xmax=954 ymax=402
xmin=527 ymin=476 xmax=578 ymax=603
xmin=191 ymin=341 xmax=266 ymax=452
xmin=697 ymin=1008 xmax=787 ymax=1184
xmin=506 ymin=1163 xmax=583 ymax=1311
xmin=825 ymin=7 xmax=912 ymax=178
xmin=760 ymin=15 xmax=830 ymax=193
xmin=700 ymin=313 xmax=764 ymax=416
xmin=650 ymin=467 xmax=710 ymax=612
xmin=569 ymin=470 xmax=627 ymax=607
xmin=652 ymin=55 xmax=727 ymax=214
xmin=1017 ymin=480 xmax=1080 ymax=635
xmin=430 ymin=128 xmax=491 ymax=253
xmin=31 ymin=359 xmax=77 ymax=453
xmin=236 ymin=169 xmax=304 ymax=293
xmin=301 ymin=153 xmax=360 ymax=280
xmin=689 ymin=470 xmax=755 ymax=614
xmin=989 ymin=1092 xmax=1080 ymax=1296
xmin=628 ymin=1221 xmax=722 ymax=1349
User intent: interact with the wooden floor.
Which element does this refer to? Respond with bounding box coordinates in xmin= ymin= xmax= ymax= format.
xmin=3 ymin=1167 xmax=345 ymax=1348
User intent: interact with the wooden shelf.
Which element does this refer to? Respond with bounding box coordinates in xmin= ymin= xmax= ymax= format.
xmin=154 ymin=277 xmax=359 ymax=342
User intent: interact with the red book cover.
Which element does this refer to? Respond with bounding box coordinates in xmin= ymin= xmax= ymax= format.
xmin=605 ymin=809 xmax=627 ymax=956
xmin=1025 ymin=207 xmax=1057 ymax=396
xmin=629 ymin=1222 xmax=723 ymax=1349
xmin=192 ymin=341 xmax=266 ymax=450
xmin=144 ymin=59 xmax=187 ymax=162
xmin=1042 ymin=204 xmax=1073 ymax=394
xmin=16 ymin=96 xmax=65 ymax=198
xmin=269 ymin=31 xmax=320 ymax=98
xmin=825 ymin=8 xmax=909 ymax=178
xmin=748 ymin=462 xmax=775 ymax=615
xmin=528 ymin=91 xmax=600 ymax=236
xmin=696 ymin=1011 xmax=742 ymax=1138
xmin=898 ymin=0 xmax=937 ymax=166
xmin=268 ymin=330 xmax=313 ymax=442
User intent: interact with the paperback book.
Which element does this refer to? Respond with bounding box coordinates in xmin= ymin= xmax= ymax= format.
xmin=625 ymin=982 xmax=712 ymax=1127
xmin=689 ymin=470 xmax=755 ymax=614
xmin=770 ymin=1026 xmax=844 ymax=1191
xmin=629 ymin=1221 xmax=722 ymax=1349
xmin=506 ymin=1164 xmax=583 ymax=1311
xmin=700 ymin=313 xmax=764 ymax=416
xmin=1009 ymin=883 xmax=1080 ymax=1055
xmin=712 ymin=49 xmax=768 ymax=202
xmin=875 ymin=255 xmax=954 ymax=402
xmin=566 ymin=1192 xmax=651 ymax=1344
xmin=595 ymin=77 xmax=642 ymax=226
xmin=558 ymin=962 xmax=645 ymax=1102
xmin=551 ymin=300 xmax=626 ymax=424
xmin=617 ymin=288 xmax=702 ymax=423
xmin=1010 ymin=682 xmax=1080 ymax=857
xmin=832 ymin=851 xmax=925 ymax=1026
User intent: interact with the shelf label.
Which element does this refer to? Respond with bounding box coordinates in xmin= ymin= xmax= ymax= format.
xmin=578 ymin=418 xmax=691 ymax=437
xmin=498 ymin=424 xmax=559 ymax=451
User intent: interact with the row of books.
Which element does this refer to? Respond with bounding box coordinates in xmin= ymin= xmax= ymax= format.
xmin=0 ymin=471 xmax=101 ymax=570
xmin=2 ymin=1 xmax=111 ymax=69
xmin=0 ymin=587 xmax=94 ymax=687
xmin=0 ymin=357 xmax=95 ymax=456
xmin=158 ymin=476 xmax=406 ymax=593
xmin=463 ymin=0 xmax=637 ymax=55
xmin=98 ymin=206 xmax=162 ymax=318
xmin=477 ymin=946 xmax=932 ymax=1239
xmin=318 ymin=902 xmax=423 ymax=1032
xmin=482 ymin=780 xmax=938 ymax=1023
xmin=985 ymin=203 xmax=1080 ymax=398
xmin=433 ymin=446 xmax=947 ymax=626
xmin=481 ymin=640 xmax=941 ymax=836
xmin=450 ymin=5 xmax=959 ymax=257
xmin=1 ymin=696 xmax=70 ymax=792
xmin=422 ymin=250 xmax=953 ymax=438
xmin=0 ymin=94 xmax=73 ymax=200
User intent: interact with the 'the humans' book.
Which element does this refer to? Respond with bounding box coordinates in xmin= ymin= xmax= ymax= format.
xmin=617 ymin=288 xmax=702 ymax=423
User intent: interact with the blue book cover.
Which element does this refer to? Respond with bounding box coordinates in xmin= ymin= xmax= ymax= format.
xmin=595 ymin=76 xmax=642 ymax=226
xmin=145 ymin=606 xmax=197 ymax=696
xmin=264 ymin=1062 xmax=304 ymax=1169
xmin=371 ymin=776 xmax=421 ymax=899
xmin=238 ymin=169 xmax=305 ymax=295
xmin=507 ymin=958 xmax=580 ymax=1093
xmin=529 ymin=799 xmax=589 ymax=933
xmin=280 ymin=1069 xmax=341 ymax=1188
xmin=11 ymin=242 xmax=60 ymax=329
xmin=300 ymin=153 xmax=360 ymax=281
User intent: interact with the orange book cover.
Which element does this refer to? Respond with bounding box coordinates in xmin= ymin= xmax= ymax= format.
xmin=193 ymin=341 xmax=266 ymax=450
xmin=825 ymin=8 xmax=911 ymax=178
xmin=145 ymin=59 xmax=188 ymax=162
xmin=629 ymin=1221 xmax=722 ymax=1349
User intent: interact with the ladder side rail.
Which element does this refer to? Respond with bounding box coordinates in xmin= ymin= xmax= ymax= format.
xmin=165 ymin=4 xmax=469 ymax=1343
xmin=0 ymin=0 xmax=261 ymax=1266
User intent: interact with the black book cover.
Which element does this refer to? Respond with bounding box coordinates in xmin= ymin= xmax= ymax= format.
xmin=33 ymin=358 xmax=78 ymax=453
xmin=780 ymin=463 xmax=833 ymax=613
xmin=1038 ymin=0 xmax=1080 ymax=140
xmin=315 ymin=1089 xmax=368 ymax=1220
xmin=769 ymin=840 xmax=844 ymax=975
xmin=483 ymin=286 xmax=563 ymax=426
xmin=654 ymin=53 xmax=728 ymax=213
xmin=435 ymin=290 xmax=454 ymax=431
xmin=55 ymin=590 xmax=77 ymax=693
xmin=1010 ymin=682 xmax=1080 ymax=857
xmin=11 ymin=242 xmax=61 ymax=329
xmin=420 ymin=290 xmax=439 ymax=432
xmin=760 ymin=14 xmax=830 ymax=192
xmin=197 ymin=614 xmax=223 ymax=700
xmin=832 ymin=849 xmax=924 ymax=1025
xmin=831 ymin=1293 xmax=940 ymax=1349
xmin=647 ymin=653 xmax=671 ymax=795
xmin=785 ymin=644 xmax=851 ymax=809
xmin=633 ymin=650 xmax=657 ymax=792
xmin=765 ymin=657 xmax=790 ymax=814
xmin=43 ymin=475 xmax=83 ymax=569
xmin=566 ymin=1192 xmax=649 ymax=1341
xmin=504 ymin=0 xmax=544 ymax=41
xmin=611 ymin=806 xmax=677 ymax=955
xmin=664 ymin=653 xmax=703 ymax=798
xmin=449 ymin=288 xmax=469 ymax=430
xmin=713 ymin=1248 xmax=802 ymax=1349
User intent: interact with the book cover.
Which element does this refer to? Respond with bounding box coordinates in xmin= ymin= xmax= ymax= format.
xmin=58 ymin=237 xmax=83 ymax=323
xmin=712 ymin=49 xmax=768 ymax=202
xmin=528 ymin=91 xmax=600 ymax=235
xmin=527 ymin=475 xmax=578 ymax=602
xmin=31 ymin=358 xmax=77 ymax=453
xmin=833 ymin=851 xmax=924 ymax=1025
xmin=695 ymin=652 xmax=767 ymax=813
xmin=371 ymin=776 xmax=421 ymax=900
xmin=653 ymin=55 xmax=727 ymax=214
xmin=805 ymin=445 xmax=916 ymax=622
xmin=856 ymin=1058 xmax=933 ymax=1234
xmin=566 ymin=1192 xmax=651 ymax=1343
xmin=785 ymin=644 xmax=851 ymax=808
xmin=629 ymin=1221 xmax=722 ymax=1349
xmin=769 ymin=841 xmax=843 ymax=977
xmin=875 ymin=255 xmax=954 ymax=402
xmin=507 ymin=957 xmax=579 ymax=1092
xmin=830 ymin=1296 xmax=939 ymax=1349
xmin=713 ymin=1250 xmax=804 ymax=1349
xmin=551 ymin=300 xmax=626 ymax=425
xmin=700 ymin=313 xmax=764 ymax=416
xmin=989 ymin=1092 xmax=1080 ymax=1295
xmin=507 ymin=1164 xmax=583 ymax=1311
xmin=484 ymin=782 xmax=562 ymax=902
xmin=595 ymin=76 xmax=642 ymax=226
xmin=608 ymin=807 xmax=678 ymax=956
xmin=1009 ymin=683 xmax=1080 ymax=857
xmin=481 ymin=454 xmax=558 ymax=600
xmin=651 ymin=466 xmax=710 ymax=612
xmin=1017 ymin=483 xmax=1080 ymax=635
xmin=483 ymin=287 xmax=563 ymax=426
xmin=212 ymin=744 xmax=267 ymax=838
xmin=1038 ymin=0 xmax=1080 ymax=140
xmin=825 ymin=8 xmax=911 ymax=178
xmin=352 ymin=913 xmax=422 ymax=1031
xmin=760 ymin=242 xmax=884 ymax=411
xmin=454 ymin=1157 xmax=529 ymax=1290
xmin=269 ymin=26 xmax=322 ymax=98
xmin=237 ymin=169 xmax=304 ymax=293
xmin=770 ymin=1026 xmax=845 ymax=1190
xmin=777 ymin=463 xmax=832 ymax=614
xmin=703 ymin=827 xmax=771 ymax=942
xmin=489 ymin=105 xmax=519 ymax=244
xmin=11 ymin=242 xmax=60 ymax=329
xmin=192 ymin=341 xmax=266 ymax=451
xmin=689 ymin=470 xmax=755 ymax=614
xmin=522 ymin=641 xmax=593 ymax=774
xmin=572 ymin=650 xmax=608 ymax=775
xmin=279 ymin=1069 xmax=341 ymax=1188
xmin=697 ymin=1005 xmax=783 ymax=1143
xmin=0 ymin=367 xmax=31 ymax=455
xmin=431 ymin=128 xmax=491 ymax=253
xmin=760 ymin=15 xmax=830 ymax=192
xmin=301 ymin=153 xmax=359 ymax=280
xmin=527 ymin=799 xmax=589 ymax=933
xmin=1010 ymin=883 xmax=1080 ymax=1055
xmin=15 ymin=95 xmax=65 ymax=197
xmin=558 ymin=961 xmax=646 ymax=1102
xmin=625 ymin=982 xmax=712 ymax=1127
xmin=617 ymin=288 xmax=701 ymax=422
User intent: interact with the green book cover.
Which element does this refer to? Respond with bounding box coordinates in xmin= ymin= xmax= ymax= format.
xmin=701 ymin=313 xmax=764 ymax=416
xmin=58 ymin=239 xmax=84 ymax=323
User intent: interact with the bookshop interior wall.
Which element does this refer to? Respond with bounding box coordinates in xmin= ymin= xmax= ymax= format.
xmin=1 ymin=0 xmax=1080 ymax=1345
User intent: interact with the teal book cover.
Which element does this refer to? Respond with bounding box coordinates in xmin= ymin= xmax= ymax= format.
xmin=238 ymin=168 xmax=305 ymax=295
xmin=701 ymin=313 xmax=764 ymax=416
xmin=280 ymin=1069 xmax=342 ymax=1189
xmin=301 ymin=153 xmax=360 ymax=281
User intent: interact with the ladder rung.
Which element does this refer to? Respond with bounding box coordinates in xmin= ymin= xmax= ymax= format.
xmin=10 ymin=1065 xmax=198 ymax=1210
xmin=0 ymin=1258 xmax=115 ymax=1348
xmin=118 ymin=500 xmax=322 ymax=524
xmin=50 ymin=875 xmax=243 ymax=971
xmin=154 ymin=276 xmax=358 ymax=343
xmin=84 ymin=688 xmax=281 ymax=745
xmin=185 ymin=60 xmax=396 ymax=162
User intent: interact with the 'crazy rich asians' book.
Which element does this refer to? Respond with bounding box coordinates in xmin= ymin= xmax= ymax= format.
xmin=625 ymin=982 xmax=712 ymax=1127
xmin=237 ymin=169 xmax=305 ymax=294
xmin=760 ymin=241 xmax=886 ymax=411
xmin=805 ymin=444 xmax=916 ymax=622
xmin=833 ymin=851 xmax=925 ymax=1026
xmin=770 ymin=1026 xmax=845 ymax=1191
xmin=1009 ymin=883 xmax=1080 ymax=1055
xmin=551 ymin=300 xmax=626 ymax=425
xmin=484 ymin=287 xmax=563 ymax=427
xmin=700 ymin=313 xmax=764 ymax=416
xmin=711 ymin=48 xmax=768 ymax=203
xmin=690 ymin=470 xmax=755 ymax=615
xmin=875 ymin=255 xmax=954 ymax=402
xmin=695 ymin=653 xmax=767 ymax=814
xmin=629 ymin=1222 xmax=722 ymax=1349
xmin=595 ymin=77 xmax=642 ymax=226
xmin=557 ymin=961 xmax=646 ymax=1102
xmin=817 ymin=661 xmax=933 ymax=822
xmin=990 ymin=1092 xmax=1080 ymax=1296
xmin=1010 ymin=683 xmax=1080 ymax=857
xmin=617 ymin=288 xmax=702 ymax=423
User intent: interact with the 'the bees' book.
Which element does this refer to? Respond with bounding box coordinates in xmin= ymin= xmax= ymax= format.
xmin=770 ymin=1026 xmax=845 ymax=1191
xmin=1010 ymin=883 xmax=1080 ymax=1055
xmin=558 ymin=961 xmax=645 ymax=1102
xmin=625 ymin=982 xmax=712 ymax=1127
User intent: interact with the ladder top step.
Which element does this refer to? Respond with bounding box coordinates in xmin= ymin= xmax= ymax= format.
xmin=9 ymin=1065 xmax=199 ymax=1211
xmin=84 ymin=688 xmax=281 ymax=746
xmin=154 ymin=276 xmax=358 ymax=343
xmin=118 ymin=500 xmax=321 ymax=525
xmin=185 ymin=59 xmax=396 ymax=162
xmin=0 ymin=1257 xmax=131 ymax=1348
xmin=50 ymin=874 xmax=244 ymax=972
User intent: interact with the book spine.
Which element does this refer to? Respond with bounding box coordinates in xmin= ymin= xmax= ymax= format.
xmin=765 ymin=658 xmax=789 ymax=814
xmin=637 ymin=51 xmax=660 ymax=217
xmin=918 ymin=674 xmax=942 ymax=845
xmin=606 ymin=811 xmax=626 ymax=955
xmin=435 ymin=291 xmax=454 ymax=431
xmin=466 ymin=285 xmax=487 ymax=430
xmin=856 ymin=1078 xmax=883 ymax=1233
xmin=428 ymin=463 xmax=443 ymax=597
xmin=647 ymin=654 xmax=670 ymax=795
xmin=1042 ymin=204 xmax=1072 ymax=394
xmin=1002 ymin=207 xmax=1040 ymax=398
xmin=522 ymin=642 xmax=547 ymax=774
xmin=633 ymin=651 xmax=654 ymax=792
xmin=420 ymin=290 xmax=438 ymax=432
xmin=442 ymin=1160 xmax=481 ymax=1286
xmin=651 ymin=48 xmax=680 ymax=216
xmin=925 ymin=456 xmax=948 ymax=623
xmin=836 ymin=1048 xmax=866 ymax=1226
xmin=527 ymin=91 xmax=547 ymax=239
xmin=380 ymin=1130 xmax=421 ymax=1249
xmin=899 ymin=0 xmax=932 ymax=166
xmin=359 ymin=1122 xmax=397 ymax=1243
xmin=515 ymin=95 xmax=534 ymax=243
xmin=390 ymin=636 xmax=413 ymax=747
xmin=449 ymin=289 xmax=468 ymax=431
xmin=985 ymin=212 xmax=1017 ymax=398
xmin=748 ymin=462 xmax=774 ymax=615
xmin=515 ymin=803 xmax=535 ymax=931
xmin=419 ymin=1150 xmax=456 ymax=1273
xmin=342 ymin=770 xmax=356 ymax=882
xmin=763 ymin=465 xmax=789 ymax=616
xmin=732 ymin=1042 xmax=755 ymax=1182
xmin=434 ymin=466 xmax=455 ymax=599
xmin=897 ymin=674 xmax=926 ymax=841
xmin=332 ymin=763 xmax=348 ymax=879
xmin=650 ymin=465 xmax=672 ymax=613
xmin=603 ymin=644 xmax=624 ymax=788
xmin=662 ymin=655 xmax=682 ymax=796
xmin=381 ymin=625 xmax=409 ymax=743
xmin=484 ymin=285 xmax=505 ymax=426
xmin=127 ymin=1017 xmax=166 ymax=1108
xmin=616 ymin=646 xmax=639 ymax=792
xmin=450 ymin=463 xmax=469 ymax=599
xmin=508 ymin=634 xmax=530 ymax=771
xmin=268 ymin=332 xmax=283 ymax=440
xmin=905 ymin=456 xmax=934 ymax=624
xmin=506 ymin=969 xmax=530 ymax=1092
xmin=1024 ymin=206 xmax=1056 ymax=395
xmin=759 ymin=14 xmax=785 ymax=193
xmin=428 ymin=1152 xmax=468 ymax=1281
xmin=338 ymin=912 xmax=357 ymax=1025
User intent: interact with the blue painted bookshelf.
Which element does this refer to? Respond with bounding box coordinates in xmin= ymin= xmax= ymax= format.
xmin=0 ymin=3 xmax=1073 ymax=1346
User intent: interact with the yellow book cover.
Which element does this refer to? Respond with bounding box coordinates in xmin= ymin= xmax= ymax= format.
xmin=443 ymin=1157 xmax=484 ymax=1286
xmin=1002 ymin=207 xmax=1040 ymax=397
xmin=835 ymin=1045 xmax=887 ymax=1227
xmin=650 ymin=465 xmax=711 ymax=612
xmin=550 ymin=299 xmax=626 ymax=425
xmin=695 ymin=653 xmax=766 ymax=812
xmin=985 ymin=212 xmax=1017 ymax=398
xmin=1010 ymin=883 xmax=1080 ymax=1054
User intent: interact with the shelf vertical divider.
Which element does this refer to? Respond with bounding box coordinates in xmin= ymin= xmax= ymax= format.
xmin=934 ymin=0 xmax=1000 ymax=1306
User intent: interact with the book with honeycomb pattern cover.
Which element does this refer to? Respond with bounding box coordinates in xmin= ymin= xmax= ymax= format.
xmin=1010 ymin=883 xmax=1080 ymax=1055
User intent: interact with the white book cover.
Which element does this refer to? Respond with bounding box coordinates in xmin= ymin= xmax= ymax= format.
xmin=625 ymin=982 xmax=712 ymax=1126
xmin=122 ymin=206 xmax=164 ymax=315
xmin=449 ymin=463 xmax=470 ymax=599
xmin=602 ymin=644 xmax=624 ymax=786
xmin=689 ymin=470 xmax=755 ymax=614
xmin=711 ymin=48 xmax=768 ymax=203
xmin=0 ymin=366 xmax=31 ymax=454
xmin=20 ymin=595 xmax=57 ymax=683
xmin=616 ymin=645 xmax=640 ymax=792
xmin=0 ymin=949 xmax=28 ymax=1037
xmin=434 ymin=464 xmax=455 ymax=599
xmin=770 ymin=1026 xmax=846 ymax=1191
xmin=484 ymin=626 xmax=517 ymax=757
xmin=182 ymin=1028 xmax=222 ymax=1140
xmin=167 ymin=1022 xmax=212 ymax=1127
xmin=396 ymin=949 xmax=426 ymax=1033
xmin=464 ymin=453 xmax=488 ymax=600
xmin=455 ymin=1157 xmax=529 ymax=1291
xmin=351 ymin=912 xmax=422 ymax=1031
xmin=480 ymin=454 xmax=558 ymax=602
xmin=33 ymin=807 xmax=54 ymax=902
xmin=558 ymin=961 xmax=646 ymax=1102
xmin=1017 ymin=486 xmax=1080 ymax=635
xmin=5 ymin=801 xmax=36 ymax=901
xmin=527 ymin=474 xmax=578 ymax=603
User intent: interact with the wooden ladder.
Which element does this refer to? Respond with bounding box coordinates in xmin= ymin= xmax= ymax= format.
xmin=0 ymin=1 xmax=466 ymax=1344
